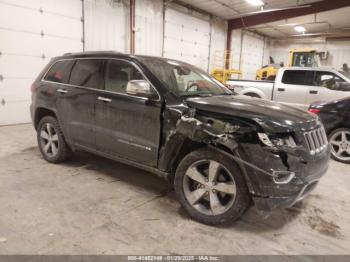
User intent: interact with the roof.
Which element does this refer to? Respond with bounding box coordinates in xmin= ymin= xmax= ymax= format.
xmin=56 ymin=51 xmax=196 ymax=67
xmin=61 ymin=51 xmax=128 ymax=58
xmin=59 ymin=51 xmax=171 ymax=62
xmin=282 ymin=66 xmax=337 ymax=71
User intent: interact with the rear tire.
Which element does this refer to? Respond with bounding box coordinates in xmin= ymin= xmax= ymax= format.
xmin=37 ymin=116 xmax=71 ymax=163
xmin=174 ymin=148 xmax=251 ymax=225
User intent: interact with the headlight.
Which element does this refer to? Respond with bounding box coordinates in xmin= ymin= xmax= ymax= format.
xmin=258 ymin=132 xmax=297 ymax=148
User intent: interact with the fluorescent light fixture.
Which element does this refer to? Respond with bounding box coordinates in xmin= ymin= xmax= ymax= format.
xmin=245 ymin=0 xmax=264 ymax=6
xmin=294 ymin=25 xmax=306 ymax=33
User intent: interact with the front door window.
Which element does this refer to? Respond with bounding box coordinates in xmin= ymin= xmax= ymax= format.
xmin=105 ymin=60 xmax=144 ymax=94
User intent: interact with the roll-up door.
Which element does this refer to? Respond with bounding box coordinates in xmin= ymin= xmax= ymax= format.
xmin=163 ymin=7 xmax=211 ymax=71
xmin=0 ymin=0 xmax=83 ymax=125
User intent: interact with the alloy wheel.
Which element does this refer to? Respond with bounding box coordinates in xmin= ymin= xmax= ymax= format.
xmin=39 ymin=123 xmax=59 ymax=157
xmin=329 ymin=130 xmax=350 ymax=162
xmin=183 ymin=160 xmax=237 ymax=216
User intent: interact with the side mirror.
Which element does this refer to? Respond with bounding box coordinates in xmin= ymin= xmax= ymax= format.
xmin=126 ymin=80 xmax=157 ymax=99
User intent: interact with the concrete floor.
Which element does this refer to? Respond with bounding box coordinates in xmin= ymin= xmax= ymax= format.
xmin=0 ymin=124 xmax=349 ymax=255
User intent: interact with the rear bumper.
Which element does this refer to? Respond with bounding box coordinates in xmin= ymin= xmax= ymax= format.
xmin=29 ymin=103 xmax=36 ymax=128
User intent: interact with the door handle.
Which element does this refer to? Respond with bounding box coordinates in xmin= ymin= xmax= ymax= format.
xmin=277 ymin=88 xmax=285 ymax=92
xmin=309 ymin=90 xmax=318 ymax=94
xmin=57 ymin=88 xmax=68 ymax=94
xmin=98 ymin=96 xmax=112 ymax=103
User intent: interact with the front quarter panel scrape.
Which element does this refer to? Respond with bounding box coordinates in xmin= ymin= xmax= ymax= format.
xmin=157 ymin=107 xmax=275 ymax=189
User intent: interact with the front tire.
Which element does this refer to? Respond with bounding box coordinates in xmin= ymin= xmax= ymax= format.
xmin=328 ymin=128 xmax=350 ymax=163
xmin=37 ymin=116 xmax=71 ymax=163
xmin=174 ymin=148 xmax=251 ymax=225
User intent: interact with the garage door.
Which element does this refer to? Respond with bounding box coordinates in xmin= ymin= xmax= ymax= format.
xmin=241 ymin=32 xmax=265 ymax=80
xmin=0 ymin=0 xmax=83 ymax=125
xmin=163 ymin=8 xmax=211 ymax=71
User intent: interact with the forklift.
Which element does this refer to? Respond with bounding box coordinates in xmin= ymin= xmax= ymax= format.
xmin=256 ymin=49 xmax=323 ymax=81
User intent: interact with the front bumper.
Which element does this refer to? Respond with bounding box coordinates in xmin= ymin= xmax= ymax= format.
xmin=239 ymin=141 xmax=330 ymax=212
xmin=253 ymin=179 xmax=320 ymax=212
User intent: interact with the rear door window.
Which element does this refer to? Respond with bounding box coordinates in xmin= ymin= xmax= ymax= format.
xmin=69 ymin=59 xmax=104 ymax=89
xmin=44 ymin=60 xmax=74 ymax=83
xmin=281 ymin=70 xmax=309 ymax=85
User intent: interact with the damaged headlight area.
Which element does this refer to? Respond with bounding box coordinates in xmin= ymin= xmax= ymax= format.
xmin=258 ymin=132 xmax=297 ymax=148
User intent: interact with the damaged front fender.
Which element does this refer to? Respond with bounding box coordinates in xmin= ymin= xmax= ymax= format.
xmin=158 ymin=108 xmax=279 ymax=181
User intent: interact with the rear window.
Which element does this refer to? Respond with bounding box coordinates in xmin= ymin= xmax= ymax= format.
xmin=44 ymin=60 xmax=74 ymax=83
xmin=69 ymin=59 xmax=104 ymax=89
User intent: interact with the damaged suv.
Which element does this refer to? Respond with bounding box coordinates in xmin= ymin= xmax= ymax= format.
xmin=30 ymin=52 xmax=330 ymax=225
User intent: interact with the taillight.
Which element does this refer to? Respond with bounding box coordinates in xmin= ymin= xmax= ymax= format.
xmin=308 ymin=108 xmax=320 ymax=114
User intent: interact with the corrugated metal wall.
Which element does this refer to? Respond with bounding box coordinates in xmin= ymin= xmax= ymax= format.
xmin=230 ymin=29 xmax=243 ymax=73
xmin=84 ymin=0 xmax=129 ymax=52
xmin=209 ymin=18 xmax=227 ymax=72
xmin=135 ymin=0 xmax=163 ymax=56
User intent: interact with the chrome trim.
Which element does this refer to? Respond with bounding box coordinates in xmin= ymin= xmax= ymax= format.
xmin=57 ymin=88 xmax=68 ymax=94
xmin=117 ymin=139 xmax=151 ymax=151
xmin=294 ymin=180 xmax=319 ymax=203
xmin=303 ymin=126 xmax=328 ymax=155
xmin=97 ymin=96 xmax=112 ymax=103
xmin=41 ymin=57 xmax=161 ymax=101
xmin=272 ymin=171 xmax=295 ymax=184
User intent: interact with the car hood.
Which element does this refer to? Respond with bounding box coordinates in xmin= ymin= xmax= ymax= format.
xmin=185 ymin=95 xmax=319 ymax=133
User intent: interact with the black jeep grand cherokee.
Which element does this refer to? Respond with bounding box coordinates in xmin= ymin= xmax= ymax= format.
xmin=31 ymin=51 xmax=330 ymax=225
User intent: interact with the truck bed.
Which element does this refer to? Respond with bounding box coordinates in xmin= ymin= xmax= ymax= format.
xmin=226 ymin=79 xmax=275 ymax=100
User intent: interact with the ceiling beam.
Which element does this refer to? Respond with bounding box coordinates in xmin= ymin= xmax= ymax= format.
xmin=228 ymin=0 xmax=350 ymax=30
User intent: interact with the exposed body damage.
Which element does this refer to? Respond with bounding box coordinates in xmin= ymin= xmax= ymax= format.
xmin=158 ymin=95 xmax=331 ymax=212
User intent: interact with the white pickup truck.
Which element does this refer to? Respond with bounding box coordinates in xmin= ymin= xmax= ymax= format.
xmin=227 ymin=67 xmax=350 ymax=109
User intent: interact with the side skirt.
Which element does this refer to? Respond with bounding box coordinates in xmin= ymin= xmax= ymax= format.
xmin=73 ymin=143 xmax=170 ymax=181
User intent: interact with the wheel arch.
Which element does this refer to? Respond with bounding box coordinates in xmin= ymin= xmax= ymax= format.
xmin=34 ymin=107 xmax=58 ymax=129
xmin=240 ymin=87 xmax=266 ymax=99
xmin=162 ymin=138 xmax=207 ymax=176
xmin=164 ymin=137 xmax=254 ymax=194
xmin=326 ymin=125 xmax=349 ymax=137
xmin=207 ymin=145 xmax=255 ymax=194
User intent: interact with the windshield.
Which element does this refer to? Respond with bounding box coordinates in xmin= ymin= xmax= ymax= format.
xmin=292 ymin=52 xmax=320 ymax=67
xmin=339 ymin=70 xmax=350 ymax=80
xmin=137 ymin=57 xmax=232 ymax=97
